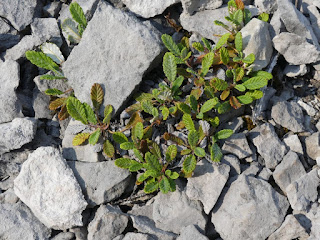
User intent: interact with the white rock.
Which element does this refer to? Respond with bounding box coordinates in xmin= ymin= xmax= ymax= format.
xmin=297 ymin=99 xmax=318 ymax=117
xmin=186 ymin=159 xmax=230 ymax=214
xmin=177 ymin=225 xmax=208 ymax=240
xmin=181 ymin=0 xmax=223 ymax=15
xmin=222 ymin=133 xmax=252 ymax=159
xmin=305 ymin=132 xmax=320 ymax=160
xmin=14 ymin=147 xmax=88 ymax=230
xmin=254 ymin=0 xmax=277 ymax=14
xmin=221 ymin=154 xmax=241 ymax=177
xmin=31 ymin=18 xmax=63 ymax=47
xmin=123 ymin=232 xmax=154 ymax=240
xmin=284 ymin=64 xmax=308 ymax=77
xmin=308 ymin=5 xmax=320 ymax=42
xmin=283 ymin=134 xmax=304 ymax=155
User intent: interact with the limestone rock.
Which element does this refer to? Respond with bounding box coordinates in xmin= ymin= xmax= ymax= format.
xmin=177 ymin=225 xmax=209 ymax=240
xmin=283 ymin=64 xmax=308 ymax=77
xmin=181 ymin=0 xmax=223 ymax=15
xmin=123 ymin=232 xmax=154 ymax=240
xmin=221 ymin=154 xmax=241 ymax=177
xmin=31 ymin=18 xmax=63 ymax=47
xmin=254 ymin=0 xmax=277 ymax=14
xmin=308 ymin=5 xmax=320 ymax=42
xmin=283 ymin=134 xmax=303 ymax=155
xmin=14 ymin=147 xmax=88 ymax=230
xmin=305 ymin=132 xmax=320 ymax=160
xmin=222 ymin=133 xmax=252 ymax=159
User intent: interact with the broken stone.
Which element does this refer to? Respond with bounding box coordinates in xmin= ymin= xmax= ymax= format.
xmin=31 ymin=18 xmax=63 ymax=47
xmin=283 ymin=64 xmax=308 ymax=77
xmin=222 ymin=133 xmax=253 ymax=159
xmin=305 ymin=132 xmax=320 ymax=160
xmin=283 ymin=134 xmax=304 ymax=155
xmin=254 ymin=0 xmax=277 ymax=14
xmin=308 ymin=5 xmax=320 ymax=43
xmin=181 ymin=0 xmax=223 ymax=15
xmin=177 ymin=225 xmax=209 ymax=240
xmin=221 ymin=154 xmax=241 ymax=177
xmin=123 ymin=233 xmax=154 ymax=240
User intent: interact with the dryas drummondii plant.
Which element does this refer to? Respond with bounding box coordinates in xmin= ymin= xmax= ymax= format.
xmin=25 ymin=0 xmax=273 ymax=194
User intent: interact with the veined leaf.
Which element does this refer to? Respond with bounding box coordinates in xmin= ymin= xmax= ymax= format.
xmin=83 ymin=102 xmax=97 ymax=124
xmin=161 ymin=34 xmax=181 ymax=56
xmin=237 ymin=95 xmax=253 ymax=104
xmin=252 ymin=70 xmax=273 ymax=80
xmin=214 ymin=33 xmax=231 ymax=50
xmin=235 ymin=32 xmax=243 ymax=52
xmin=103 ymin=105 xmax=113 ymax=124
xmin=141 ymin=100 xmax=154 ymax=115
xmin=124 ymin=111 xmax=143 ymax=130
xmin=41 ymin=42 xmax=65 ymax=64
xmin=183 ymin=114 xmax=195 ymax=131
xmin=188 ymin=130 xmax=199 ymax=149
xmin=214 ymin=20 xmax=230 ymax=30
xmin=45 ymin=88 xmax=64 ymax=96
xmin=210 ymin=78 xmax=228 ymax=91
xmin=70 ymin=2 xmax=87 ymax=29
xmin=103 ymin=140 xmax=115 ymax=158
xmin=144 ymin=181 xmax=159 ymax=193
xmin=61 ymin=18 xmax=81 ymax=43
xmin=194 ymin=147 xmax=206 ymax=157
xmin=135 ymin=92 xmax=154 ymax=102
xmin=234 ymin=9 xmax=243 ymax=25
xmin=166 ymin=145 xmax=177 ymax=162
xmin=66 ymin=97 xmax=88 ymax=124
xmin=202 ymin=37 xmax=212 ymax=51
xmin=72 ymin=133 xmax=90 ymax=146
xmin=200 ymin=98 xmax=218 ymax=113
xmin=220 ymin=47 xmax=229 ymax=65
xmin=159 ymin=176 xmax=170 ymax=194
xmin=132 ymin=122 xmax=144 ymax=140
xmin=145 ymin=152 xmax=162 ymax=172
xmin=129 ymin=162 xmax=143 ymax=172
xmin=230 ymin=96 xmax=242 ymax=109
xmin=192 ymin=42 xmax=204 ymax=52
xmin=172 ymin=75 xmax=184 ymax=94
xmin=49 ymin=97 xmax=67 ymax=110
xmin=163 ymin=52 xmax=177 ymax=82
xmin=89 ymin=129 xmax=101 ymax=145
xmin=58 ymin=105 xmax=69 ymax=120
xmin=165 ymin=170 xmax=179 ymax=180
xmin=152 ymin=108 xmax=159 ymax=118
xmin=91 ymin=83 xmax=104 ymax=110
xmin=228 ymin=0 xmax=237 ymax=14
xmin=133 ymin=149 xmax=144 ymax=162
xmin=243 ymin=53 xmax=255 ymax=64
xmin=235 ymin=0 xmax=245 ymax=10
xmin=245 ymin=90 xmax=263 ymax=100
xmin=220 ymin=90 xmax=230 ymax=101
xmin=149 ymin=142 xmax=161 ymax=160
xmin=202 ymin=52 xmax=215 ymax=76
xmin=160 ymin=106 xmax=169 ymax=120
xmin=258 ymin=12 xmax=269 ymax=22
xmin=113 ymin=132 xmax=128 ymax=144
xmin=190 ymin=95 xmax=198 ymax=112
xmin=120 ymin=142 xmax=135 ymax=150
xmin=137 ymin=173 xmax=149 ymax=184
xmin=235 ymin=67 xmax=245 ymax=82
xmin=216 ymin=129 xmax=233 ymax=140
xmin=26 ymin=51 xmax=60 ymax=71
xmin=210 ymin=143 xmax=223 ymax=162
xmin=181 ymin=149 xmax=192 ymax=155
xmin=163 ymin=132 xmax=186 ymax=146
xmin=183 ymin=155 xmax=197 ymax=174
xmin=234 ymin=84 xmax=246 ymax=92
xmin=242 ymin=77 xmax=268 ymax=90
xmin=40 ymin=74 xmax=65 ymax=80
xmin=178 ymin=102 xmax=191 ymax=114
xmin=115 ymin=158 xmax=133 ymax=169
xmin=217 ymin=101 xmax=231 ymax=114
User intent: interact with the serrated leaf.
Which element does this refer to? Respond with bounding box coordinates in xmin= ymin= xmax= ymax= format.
xmin=217 ymin=101 xmax=231 ymax=114
xmin=165 ymin=170 xmax=179 ymax=180
xmin=137 ymin=173 xmax=149 ymax=184
xmin=141 ymin=100 xmax=154 ymax=115
xmin=234 ymin=84 xmax=246 ymax=92
xmin=194 ymin=147 xmax=206 ymax=157
xmin=177 ymin=102 xmax=191 ymax=114
xmin=234 ymin=9 xmax=243 ymax=25
xmin=214 ymin=33 xmax=231 ymax=50
xmin=91 ymin=83 xmax=104 ymax=110
xmin=133 ymin=148 xmax=144 ymax=162
xmin=120 ymin=142 xmax=135 ymax=150
xmin=202 ymin=37 xmax=212 ymax=51
xmin=149 ymin=142 xmax=161 ymax=160
xmin=112 ymin=132 xmax=128 ymax=144
xmin=252 ymin=71 xmax=273 ymax=80
xmin=70 ymin=2 xmax=87 ymax=29
xmin=160 ymin=106 xmax=170 ymax=120
xmin=103 ymin=140 xmax=115 ymax=158
xmin=192 ymin=42 xmax=204 ymax=52
xmin=103 ymin=105 xmax=113 ymax=124
xmin=132 ymin=122 xmax=144 ymax=140
xmin=72 ymin=133 xmax=90 ymax=146
xmin=210 ymin=78 xmax=229 ymax=91
xmin=183 ymin=114 xmax=195 ymax=131
xmin=214 ymin=20 xmax=230 ymax=30
xmin=145 ymin=152 xmax=162 ymax=172
xmin=161 ymin=34 xmax=181 ymax=56
xmin=216 ymin=129 xmax=233 ymax=140
xmin=220 ymin=47 xmax=229 ymax=65
xmin=124 ymin=112 xmax=143 ymax=130
xmin=26 ymin=51 xmax=60 ymax=71
xmin=230 ymin=96 xmax=242 ymax=109
xmin=235 ymin=32 xmax=243 ymax=52
xmin=61 ymin=18 xmax=81 ymax=43
xmin=152 ymin=108 xmax=159 ymax=118
xmin=258 ymin=12 xmax=269 ymax=22
xmin=45 ymin=88 xmax=64 ymax=96
xmin=129 ymin=162 xmax=143 ymax=172
xmin=211 ymin=143 xmax=223 ymax=162
xmin=244 ymin=8 xmax=252 ymax=24
xmin=166 ymin=145 xmax=177 ymax=162
xmin=243 ymin=53 xmax=255 ymax=64
xmin=115 ymin=158 xmax=133 ymax=169
xmin=159 ymin=176 xmax=170 ymax=194
xmin=245 ymin=90 xmax=263 ymax=100
xmin=144 ymin=181 xmax=159 ymax=193
xmin=188 ymin=130 xmax=199 ymax=149
xmin=202 ymin=52 xmax=215 ymax=76
xmin=200 ymin=98 xmax=218 ymax=113
xmin=183 ymin=155 xmax=197 ymax=174
xmin=163 ymin=52 xmax=177 ymax=82
xmin=41 ymin=42 xmax=65 ymax=64
xmin=235 ymin=67 xmax=245 ymax=82
xmin=235 ymin=0 xmax=245 ymax=10
xmin=49 ymin=97 xmax=67 ymax=110
xmin=237 ymin=95 xmax=253 ymax=104
xmin=189 ymin=95 xmax=198 ymax=112
xmin=89 ymin=129 xmax=101 ymax=145
xmin=83 ymin=102 xmax=97 ymax=124
xmin=181 ymin=149 xmax=192 ymax=155
xmin=172 ymin=75 xmax=184 ymax=94
xmin=40 ymin=74 xmax=65 ymax=80
xmin=58 ymin=105 xmax=69 ymax=120
xmin=66 ymin=97 xmax=88 ymax=124
xmin=242 ymin=77 xmax=268 ymax=90
xmin=163 ymin=133 xmax=186 ymax=146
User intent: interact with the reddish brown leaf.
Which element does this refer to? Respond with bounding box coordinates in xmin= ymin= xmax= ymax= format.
xmin=49 ymin=97 xmax=67 ymax=110
xmin=220 ymin=90 xmax=230 ymax=100
xmin=58 ymin=104 xmax=69 ymax=120
xmin=230 ymin=96 xmax=242 ymax=109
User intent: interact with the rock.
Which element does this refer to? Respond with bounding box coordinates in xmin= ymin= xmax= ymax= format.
xmin=211 ymin=175 xmax=289 ymax=240
xmin=123 ymin=0 xmax=180 ymax=18
xmin=177 ymin=225 xmax=209 ymax=240
xmin=268 ymin=214 xmax=309 ymax=240
xmin=221 ymin=154 xmax=241 ymax=177
xmin=297 ymin=99 xmax=317 ymax=117
xmin=14 ymin=147 xmax=88 ymax=230
xmin=0 ymin=117 xmax=37 ymax=154
xmin=218 ymin=117 xmax=244 ymax=134
xmin=181 ymin=0 xmax=223 ymax=15
xmin=31 ymin=18 xmax=63 ymax=47
xmin=271 ymin=101 xmax=305 ymax=133
xmin=254 ymin=0 xmax=277 ymax=14
xmin=0 ymin=60 xmax=22 ymax=123
xmin=51 ymin=232 xmax=75 ymax=240
xmin=241 ymin=161 xmax=262 ymax=176
xmin=123 ymin=232 xmax=154 ymax=240
xmin=277 ymin=0 xmax=319 ymax=47
xmin=43 ymin=1 xmax=61 ymax=18
xmin=283 ymin=134 xmax=304 ymax=155
xmin=69 ymin=227 xmax=88 ymax=240
xmin=0 ymin=33 xmax=20 ymax=52
xmin=286 ymin=169 xmax=320 ymax=211
xmin=62 ymin=1 xmax=163 ymax=115
xmin=0 ymin=202 xmax=51 ymax=239
xmin=269 ymin=9 xmax=285 ymax=39
xmin=273 ymin=151 xmax=306 ymax=194
xmin=34 ymin=75 xmax=71 ymax=93
xmin=67 ymin=161 xmax=132 ymax=206
xmin=284 ymin=64 xmax=308 ymax=77
xmin=153 ymin=186 xmax=207 ymax=234
xmin=305 ymin=132 xmax=320 ymax=160
xmin=62 ymin=119 xmax=103 ymax=162
xmin=0 ymin=188 xmax=19 ymax=204
xmin=257 ymin=167 xmax=272 ymax=181
xmin=32 ymin=89 xmax=52 ymax=119
xmin=222 ymin=133 xmax=253 ymax=159
xmin=273 ymin=33 xmax=320 ymax=65
xmin=249 ymin=123 xmax=287 ymax=169
xmin=308 ymin=5 xmax=320 ymax=42
xmin=240 ymin=18 xmax=273 ymax=71
xmin=88 ymin=205 xmax=129 ymax=240
xmin=186 ymin=159 xmax=230 ymax=214
xmin=0 ymin=0 xmax=40 ymax=31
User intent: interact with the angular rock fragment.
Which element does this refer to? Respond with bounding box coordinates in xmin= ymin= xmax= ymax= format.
xmin=63 ymin=1 xmax=163 ymax=115
xmin=181 ymin=0 xmax=223 ymax=15
xmin=211 ymin=175 xmax=289 ymax=240
xmin=186 ymin=159 xmax=230 ymax=214
xmin=222 ymin=133 xmax=252 ymax=159
xmin=221 ymin=154 xmax=241 ymax=177
xmin=305 ymin=132 xmax=320 ymax=160
xmin=283 ymin=134 xmax=303 ymax=155
xmin=14 ymin=147 xmax=88 ymax=230
xmin=283 ymin=64 xmax=308 ymax=77
xmin=308 ymin=5 xmax=320 ymax=42
xmin=177 ymin=225 xmax=208 ymax=240
xmin=123 ymin=233 xmax=154 ymax=240
xmin=31 ymin=18 xmax=63 ymax=47
xmin=254 ymin=0 xmax=277 ymax=14
xmin=51 ymin=232 xmax=75 ymax=240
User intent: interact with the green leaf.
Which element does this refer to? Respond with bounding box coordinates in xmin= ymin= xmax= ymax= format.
xmin=161 ymin=34 xmax=181 ymax=56
xmin=91 ymin=83 xmax=104 ymax=110
xmin=243 ymin=53 xmax=255 ymax=64
xmin=166 ymin=145 xmax=177 ymax=162
xmin=237 ymin=95 xmax=253 ymax=104
xmin=159 ymin=176 xmax=171 ymax=194
xmin=200 ymin=98 xmax=218 ymax=113
xmin=152 ymin=108 xmax=159 ymax=118
xmin=115 ymin=158 xmax=133 ymax=169
xmin=242 ymin=77 xmax=268 ymax=90
xmin=245 ymin=90 xmax=263 ymax=100
xmin=113 ymin=132 xmax=128 ymax=144
xmin=210 ymin=143 xmax=223 ymax=162
xmin=220 ymin=47 xmax=229 ymax=65
xmin=70 ymin=2 xmax=87 ymax=29
xmin=144 ymin=181 xmax=159 ymax=193
xmin=210 ymin=78 xmax=228 ymax=91
xmin=161 ymin=106 xmax=170 ymax=120
xmin=83 ymin=102 xmax=97 ymax=124
xmin=141 ymin=100 xmax=154 ymax=115
xmin=103 ymin=105 xmax=113 ymax=124
xmin=214 ymin=33 xmax=231 ymax=50
xmin=163 ymin=52 xmax=177 ymax=82
xmin=217 ymin=101 xmax=231 ymax=114
xmin=234 ymin=9 xmax=243 ymax=25
xmin=178 ymin=102 xmax=191 ymax=114
xmin=172 ymin=76 xmax=184 ymax=94
xmin=133 ymin=148 xmax=144 ymax=162
xmin=183 ymin=114 xmax=195 ymax=131
xmin=258 ymin=12 xmax=269 ymax=22
xmin=181 ymin=149 xmax=192 ymax=155
xmin=26 ymin=51 xmax=60 ymax=71
xmin=72 ymin=133 xmax=90 ymax=146
xmin=235 ymin=32 xmax=243 ymax=52
xmin=89 ymin=129 xmax=101 ymax=145
xmin=66 ymin=97 xmax=88 ymax=124
xmin=214 ymin=20 xmax=230 ymax=30
xmin=149 ymin=142 xmax=161 ymax=160
xmin=252 ymin=71 xmax=273 ymax=80
xmin=145 ymin=152 xmax=162 ymax=172
xmin=61 ymin=18 xmax=81 ymax=43
xmin=234 ymin=67 xmax=245 ymax=82
xmin=192 ymin=42 xmax=204 ymax=52
xmin=132 ymin=122 xmax=144 ymax=140
xmin=202 ymin=52 xmax=215 ymax=76
xmin=40 ymin=74 xmax=65 ymax=80
xmin=216 ymin=129 xmax=233 ymax=140
xmin=188 ymin=130 xmax=199 ymax=149
xmin=194 ymin=147 xmax=206 ymax=157
xmin=168 ymin=178 xmax=176 ymax=192
xmin=244 ymin=8 xmax=252 ymax=24
xmin=202 ymin=37 xmax=212 ymax=51
xmin=165 ymin=170 xmax=179 ymax=179
xmin=190 ymin=95 xmax=198 ymax=112
xmin=41 ymin=42 xmax=65 ymax=64
xmin=120 ymin=142 xmax=135 ymax=150
xmin=129 ymin=162 xmax=143 ymax=172
xmin=137 ymin=173 xmax=149 ymax=183
xmin=45 ymin=88 xmax=64 ymax=96
xmin=183 ymin=155 xmax=197 ymax=174
xmin=103 ymin=140 xmax=115 ymax=158
xmin=234 ymin=84 xmax=246 ymax=92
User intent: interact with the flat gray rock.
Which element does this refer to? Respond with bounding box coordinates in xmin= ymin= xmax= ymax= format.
xmin=181 ymin=0 xmax=223 ymax=15
xmin=0 ymin=60 xmax=22 ymax=123
xmin=31 ymin=18 xmax=63 ymax=47
xmin=51 ymin=232 xmax=75 ymax=240
xmin=283 ymin=64 xmax=308 ymax=77
xmin=0 ymin=117 xmax=37 ymax=154
xmin=305 ymin=132 xmax=320 ymax=160
xmin=67 ymin=160 xmax=132 ymax=206
xmin=254 ymin=0 xmax=277 ymax=13
xmin=186 ymin=159 xmax=230 ymax=214
xmin=222 ymin=133 xmax=253 ymax=159
xmin=0 ymin=202 xmax=51 ymax=240
xmin=211 ymin=175 xmax=289 ymax=240
xmin=283 ymin=134 xmax=304 ymax=155
xmin=14 ymin=147 xmax=88 ymax=230
xmin=123 ymin=232 xmax=154 ymax=240
xmin=221 ymin=154 xmax=241 ymax=177
xmin=308 ymin=5 xmax=320 ymax=43
xmin=63 ymin=1 xmax=163 ymax=115
xmin=177 ymin=225 xmax=208 ymax=240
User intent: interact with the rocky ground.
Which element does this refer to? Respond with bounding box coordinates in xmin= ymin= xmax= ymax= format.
xmin=1 ymin=0 xmax=320 ymax=239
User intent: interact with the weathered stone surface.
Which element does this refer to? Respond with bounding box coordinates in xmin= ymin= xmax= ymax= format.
xmin=181 ymin=0 xmax=223 ymax=15
xmin=0 ymin=0 xmax=39 ymax=31
xmin=286 ymin=169 xmax=320 ymax=211
xmin=43 ymin=1 xmax=61 ymax=18
xmin=283 ymin=134 xmax=303 ymax=155
xmin=186 ymin=159 xmax=230 ymax=214
xmin=0 ymin=118 xmax=37 ymax=154
xmin=308 ymin=5 xmax=320 ymax=42
xmin=271 ymin=101 xmax=305 ymax=132
xmin=0 ymin=188 xmax=19 ymax=204
xmin=63 ymin=1 xmax=163 ymax=115
xmin=297 ymin=99 xmax=317 ymax=117
xmin=240 ymin=18 xmax=273 ymax=71
xmin=14 ymin=147 xmax=88 ymax=230
xmin=32 ymin=89 xmax=52 ymax=119
xmin=284 ymin=64 xmax=308 ymax=77
xmin=31 ymin=18 xmax=63 ymax=47
xmin=67 ymin=161 xmax=132 ymax=206
xmin=222 ymin=133 xmax=252 ymax=159
xmin=254 ymin=0 xmax=277 ymax=13
xmin=51 ymin=232 xmax=75 ymax=240
xmin=0 ymin=33 xmax=20 ymax=52
xmin=123 ymin=232 xmax=154 ymax=240
xmin=257 ymin=167 xmax=272 ymax=181
xmin=177 ymin=225 xmax=208 ymax=240
xmin=123 ymin=0 xmax=180 ymax=18
xmin=153 ymin=186 xmax=207 ymax=234
xmin=88 ymin=205 xmax=129 ymax=240
xmin=269 ymin=9 xmax=283 ymax=39
xmin=211 ymin=175 xmax=289 ymax=240
xmin=34 ymin=75 xmax=71 ymax=93
xmin=273 ymin=151 xmax=306 ymax=194
xmin=0 ymin=202 xmax=51 ymax=239
xmin=0 ymin=60 xmax=22 ymax=123
xmin=273 ymin=32 xmax=320 ymax=65
xmin=221 ymin=154 xmax=241 ymax=177
xmin=305 ymin=132 xmax=320 ymax=160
